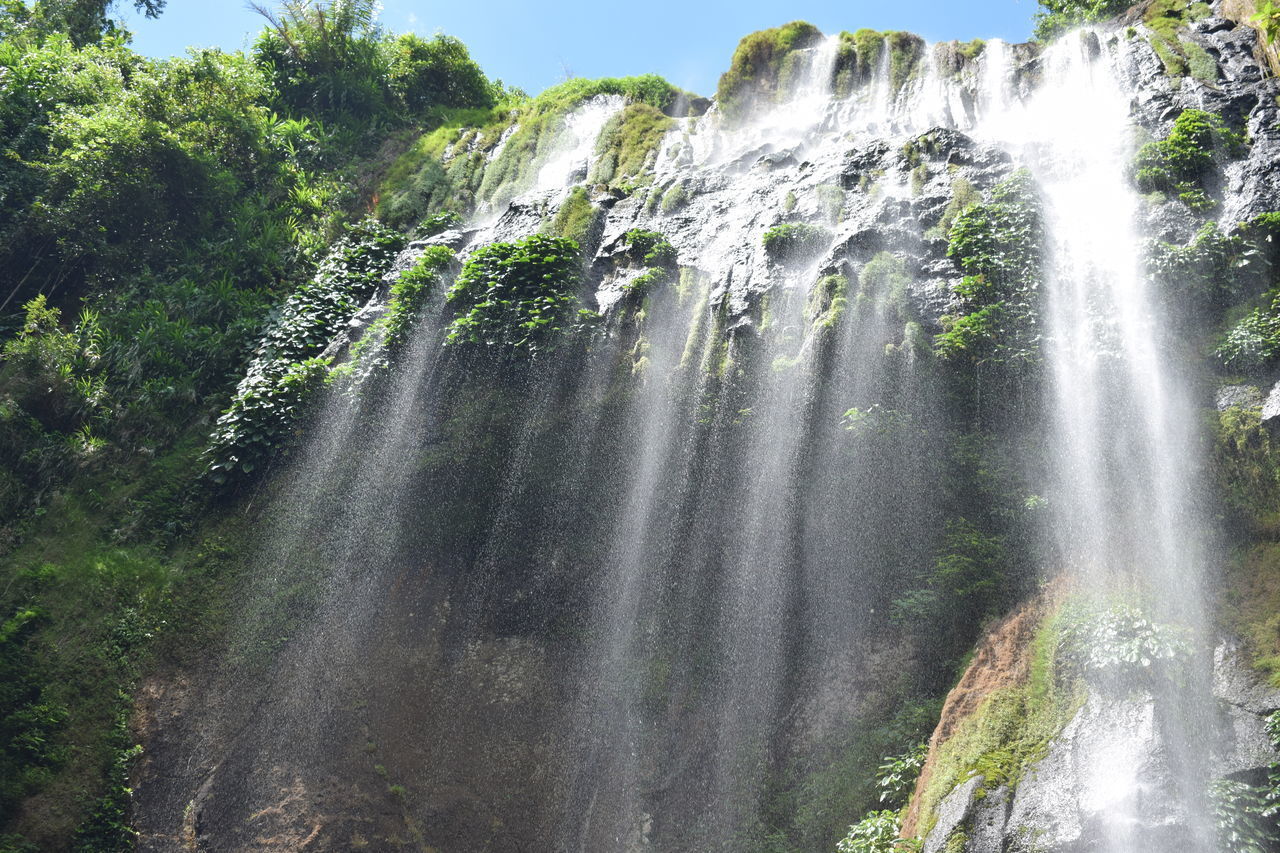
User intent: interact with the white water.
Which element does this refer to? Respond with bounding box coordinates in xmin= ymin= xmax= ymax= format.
xmin=178 ymin=26 xmax=1227 ymax=853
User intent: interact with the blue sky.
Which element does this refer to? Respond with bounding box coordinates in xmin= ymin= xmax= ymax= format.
xmin=124 ymin=1 xmax=1040 ymax=97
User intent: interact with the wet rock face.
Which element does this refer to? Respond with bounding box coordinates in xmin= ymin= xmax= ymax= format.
xmin=923 ymin=639 xmax=1280 ymax=853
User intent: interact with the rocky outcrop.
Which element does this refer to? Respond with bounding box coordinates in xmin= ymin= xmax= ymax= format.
xmin=917 ymin=637 xmax=1280 ymax=853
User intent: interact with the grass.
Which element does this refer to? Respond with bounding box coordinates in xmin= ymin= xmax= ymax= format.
xmin=590 ymin=103 xmax=673 ymax=187
xmin=912 ymin=604 xmax=1084 ymax=841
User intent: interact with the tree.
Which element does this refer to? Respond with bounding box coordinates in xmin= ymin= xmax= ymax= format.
xmin=29 ymin=0 xmax=166 ymax=47
xmin=1033 ymin=0 xmax=1129 ymax=40
xmin=251 ymin=0 xmax=391 ymax=123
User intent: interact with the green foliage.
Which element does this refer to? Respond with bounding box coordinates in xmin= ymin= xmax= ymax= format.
xmin=762 ymin=223 xmax=831 ymax=264
xmin=1033 ymin=0 xmax=1130 ymax=40
xmin=834 ymin=743 xmax=927 ymax=853
xmin=444 ymin=234 xmax=584 ymax=354
xmin=1252 ymin=0 xmax=1280 ymax=45
xmin=1211 ymin=712 xmax=1280 ymax=851
xmin=936 ymin=171 xmax=1043 ymax=368
xmin=549 ymin=186 xmax=602 ymax=248
xmin=716 ymin=21 xmax=823 ymax=121
xmin=1147 ymin=220 xmax=1248 ymax=313
xmin=837 ymin=812 xmax=913 ymax=853
xmin=20 ymin=0 xmax=166 ymax=48
xmin=590 ymin=102 xmax=673 ymax=186
xmin=0 ymin=607 xmax=67 ymax=824
xmin=1134 ymin=109 xmax=1244 ymax=204
xmin=892 ymin=518 xmax=1008 ymax=651
xmin=875 ymin=744 xmax=928 ymax=807
xmin=335 ymin=245 xmax=455 ymax=386
xmin=1057 ymin=602 xmax=1193 ymax=686
xmin=385 ymin=32 xmax=494 ymax=115
xmin=914 ymin=605 xmax=1084 ymax=840
xmin=251 ymin=0 xmax=391 ymax=125
xmin=206 ymin=219 xmax=405 ymax=484
xmin=1218 ymin=295 xmax=1280 ymax=372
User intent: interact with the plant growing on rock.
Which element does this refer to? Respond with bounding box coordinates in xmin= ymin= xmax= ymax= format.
xmin=444 ymin=234 xmax=585 ymax=354
xmin=206 ymin=219 xmax=405 ymax=485
xmin=1133 ymin=109 xmax=1245 ymax=208
xmin=762 ymin=223 xmax=831 ymax=265
xmin=716 ymin=21 xmax=824 ymax=121
xmin=936 ymin=170 xmax=1044 ymax=370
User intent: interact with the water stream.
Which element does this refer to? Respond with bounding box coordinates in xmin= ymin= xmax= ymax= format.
xmin=196 ymin=25 xmax=1225 ymax=852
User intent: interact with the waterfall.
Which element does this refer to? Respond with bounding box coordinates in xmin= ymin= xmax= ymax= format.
xmin=151 ymin=20 xmax=1249 ymax=853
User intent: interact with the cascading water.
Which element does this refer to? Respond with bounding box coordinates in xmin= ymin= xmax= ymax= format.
xmin=137 ymin=14 xmax=1278 ymax=853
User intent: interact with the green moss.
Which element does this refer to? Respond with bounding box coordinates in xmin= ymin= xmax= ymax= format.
xmin=886 ymin=31 xmax=926 ymax=94
xmin=1182 ymin=38 xmax=1219 ymax=82
xmin=660 ymin=180 xmax=690 ymax=214
xmin=927 ymin=177 xmax=981 ymax=240
xmin=858 ymin=252 xmax=910 ymax=318
xmin=834 ymin=29 xmax=884 ymax=97
xmin=817 ymin=184 xmax=845 ymax=224
xmin=1143 ymin=0 xmax=1219 ymax=78
xmin=376 ymin=105 xmax=508 ymax=227
xmin=807 ymin=274 xmax=849 ymax=330
xmin=476 ymin=74 xmax=697 ymax=206
xmin=762 ymin=223 xmax=831 ymax=264
xmin=589 ymin=102 xmax=674 ymax=187
xmin=914 ymin=605 xmax=1084 ymax=840
xmin=549 ymin=186 xmax=603 ymax=248
xmin=1225 ymin=540 xmax=1280 ymax=687
xmin=1214 ymin=404 xmax=1280 ymax=526
xmin=717 ymin=21 xmax=824 ymax=121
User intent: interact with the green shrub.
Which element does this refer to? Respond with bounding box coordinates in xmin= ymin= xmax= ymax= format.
xmin=762 ymin=223 xmax=831 ymax=264
xmin=622 ymin=229 xmax=677 ymax=268
xmin=1217 ymin=299 xmax=1280 ymax=372
xmin=385 ymin=32 xmax=494 ymax=115
xmin=1146 ymin=220 xmax=1247 ymax=312
xmin=252 ymin=0 xmax=392 ymax=125
xmin=1133 ymin=109 xmax=1244 ymax=203
xmin=936 ymin=170 xmax=1043 ymax=368
xmin=206 ymin=219 xmax=405 ymax=484
xmin=590 ymin=102 xmax=673 ymax=186
xmin=716 ymin=21 xmax=824 ymax=121
xmin=444 ymin=234 xmax=584 ymax=353
xmin=1057 ymin=602 xmax=1193 ymax=687
xmin=837 ymin=811 xmax=912 ymax=853
xmin=335 ymin=245 xmax=455 ymax=386
xmin=618 ymin=230 xmax=678 ymax=297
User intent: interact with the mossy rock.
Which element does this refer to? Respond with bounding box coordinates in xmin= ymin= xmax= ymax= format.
xmin=717 ymin=21 xmax=824 ymax=122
